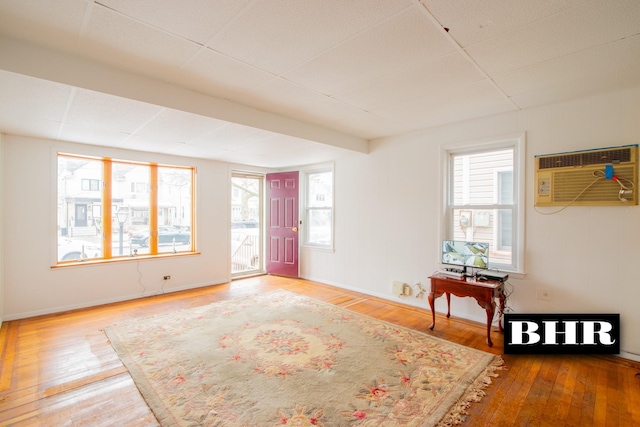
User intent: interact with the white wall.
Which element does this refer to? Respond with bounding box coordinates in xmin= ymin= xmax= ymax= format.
xmin=1 ymin=135 xmax=232 ymax=319
xmin=0 ymin=132 xmax=4 ymax=328
xmin=300 ymin=85 xmax=640 ymax=360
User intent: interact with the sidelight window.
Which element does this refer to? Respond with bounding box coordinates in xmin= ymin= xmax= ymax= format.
xmin=303 ymin=165 xmax=334 ymax=249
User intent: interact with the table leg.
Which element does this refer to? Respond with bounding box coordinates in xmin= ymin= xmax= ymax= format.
xmin=428 ymin=292 xmax=436 ymax=330
xmin=445 ymin=292 xmax=451 ymax=318
xmin=498 ymin=291 xmax=505 ymax=333
xmin=485 ymin=303 xmax=495 ymax=347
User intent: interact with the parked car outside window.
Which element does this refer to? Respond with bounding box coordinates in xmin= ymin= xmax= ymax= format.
xmin=58 ymin=239 xmax=101 ymax=261
xmin=130 ymin=226 xmax=190 ymax=247
xmin=231 ymin=220 xmax=258 ymax=229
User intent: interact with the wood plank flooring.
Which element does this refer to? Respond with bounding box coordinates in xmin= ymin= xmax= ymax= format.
xmin=1 ymin=275 xmax=639 ymax=426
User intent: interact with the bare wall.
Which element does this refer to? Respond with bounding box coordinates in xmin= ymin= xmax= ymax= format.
xmin=0 ymin=132 xmax=4 ymax=328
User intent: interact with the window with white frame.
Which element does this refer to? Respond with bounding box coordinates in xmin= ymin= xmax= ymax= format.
xmin=445 ymin=136 xmax=524 ymax=272
xmin=304 ymin=166 xmax=333 ymax=249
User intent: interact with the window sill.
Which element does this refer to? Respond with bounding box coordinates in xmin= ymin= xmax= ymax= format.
xmin=51 ymin=251 xmax=201 ymax=269
xmin=506 ymin=271 xmax=526 ymax=280
xmin=301 ymin=244 xmax=334 ymax=253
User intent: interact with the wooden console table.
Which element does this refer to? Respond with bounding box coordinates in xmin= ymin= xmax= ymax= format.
xmin=428 ymin=273 xmax=505 ymax=347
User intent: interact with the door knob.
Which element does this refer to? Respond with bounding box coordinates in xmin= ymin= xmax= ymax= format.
xmin=292 ymin=227 xmax=298 ymax=232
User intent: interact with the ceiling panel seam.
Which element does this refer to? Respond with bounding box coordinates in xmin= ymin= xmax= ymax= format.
xmin=414 ymin=0 xmax=520 ymax=111
xmin=57 ymin=87 xmax=77 ymax=140
xmin=253 ymin=3 xmax=416 ymax=81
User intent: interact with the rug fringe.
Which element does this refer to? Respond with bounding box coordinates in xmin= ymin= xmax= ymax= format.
xmin=436 ymin=356 xmax=505 ymax=427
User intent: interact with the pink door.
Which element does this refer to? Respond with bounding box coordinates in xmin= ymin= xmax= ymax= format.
xmin=266 ymin=171 xmax=299 ymax=277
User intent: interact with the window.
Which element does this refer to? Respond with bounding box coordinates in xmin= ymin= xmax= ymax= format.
xmin=81 ymin=179 xmax=100 ymax=191
xmin=445 ymin=135 xmax=525 ymax=272
xmin=303 ymin=166 xmax=334 ymax=249
xmin=231 ymin=172 xmax=263 ymax=276
xmin=131 ymin=182 xmax=149 ymax=193
xmin=57 ymin=153 xmax=195 ymax=264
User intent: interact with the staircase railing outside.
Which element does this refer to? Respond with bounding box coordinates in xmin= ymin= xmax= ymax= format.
xmin=231 ymin=233 xmax=259 ymax=274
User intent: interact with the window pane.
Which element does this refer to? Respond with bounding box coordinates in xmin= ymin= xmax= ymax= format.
xmin=499 ymin=170 xmax=513 ymax=204
xmin=308 ymin=171 xmax=332 ymax=207
xmin=57 ymin=154 xmax=196 ymax=264
xmin=498 ymin=209 xmax=512 ymax=250
xmin=157 ymin=167 xmax=193 ymax=254
xmin=451 ymin=208 xmax=513 ymax=267
xmin=450 ymin=148 xmax=515 ymax=269
xmin=231 ymin=175 xmax=262 ymax=275
xmin=115 ymin=163 xmax=150 ymax=256
xmin=307 ymin=208 xmax=332 ymax=246
xmin=452 ymin=149 xmax=513 ymax=205
xmin=57 ymin=156 xmax=103 ymax=262
xmin=305 ymin=169 xmax=333 ymax=248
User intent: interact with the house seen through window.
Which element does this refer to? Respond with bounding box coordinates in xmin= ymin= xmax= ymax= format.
xmin=446 ymin=138 xmax=524 ymax=272
xmin=304 ymin=167 xmax=334 ymax=248
xmin=57 ymin=153 xmax=195 ymax=263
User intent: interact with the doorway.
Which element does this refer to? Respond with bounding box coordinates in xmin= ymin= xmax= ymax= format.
xmin=75 ymin=204 xmax=88 ymax=227
xmin=265 ymin=171 xmax=299 ymax=278
xmin=231 ymin=173 xmax=263 ymax=277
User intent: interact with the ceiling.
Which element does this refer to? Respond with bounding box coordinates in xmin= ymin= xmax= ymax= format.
xmin=0 ymin=0 xmax=639 ymax=168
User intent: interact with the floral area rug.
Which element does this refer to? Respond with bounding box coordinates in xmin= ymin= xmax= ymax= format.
xmin=105 ymin=290 xmax=503 ymax=426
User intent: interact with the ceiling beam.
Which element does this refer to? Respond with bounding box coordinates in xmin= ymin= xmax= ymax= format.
xmin=0 ymin=36 xmax=369 ymax=154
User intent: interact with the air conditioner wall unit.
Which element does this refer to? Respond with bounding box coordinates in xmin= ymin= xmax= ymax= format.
xmin=534 ymin=145 xmax=638 ymax=206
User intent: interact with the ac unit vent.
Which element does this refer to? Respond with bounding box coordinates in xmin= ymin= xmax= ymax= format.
xmin=535 ymin=145 xmax=638 ymax=206
xmin=538 ymin=147 xmax=633 ymax=169
xmin=551 ymin=165 xmax=636 ymax=203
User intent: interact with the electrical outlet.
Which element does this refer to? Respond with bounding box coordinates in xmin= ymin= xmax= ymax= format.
xmin=163 ymin=275 xmax=171 ymax=280
xmin=536 ymin=288 xmax=551 ymax=301
xmin=392 ymin=281 xmax=407 ymax=296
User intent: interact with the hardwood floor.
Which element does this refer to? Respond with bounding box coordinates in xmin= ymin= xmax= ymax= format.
xmin=1 ymin=275 xmax=639 ymax=426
